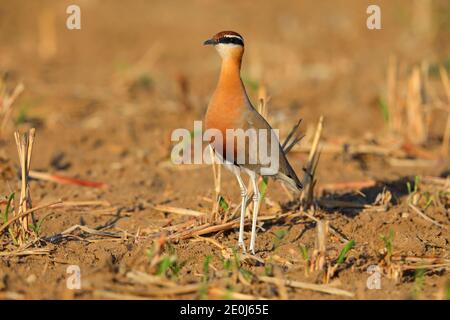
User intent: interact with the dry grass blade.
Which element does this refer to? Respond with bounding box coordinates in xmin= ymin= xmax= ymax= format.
xmin=151 ymin=204 xmax=206 ymax=217
xmin=54 ymin=200 xmax=111 ymax=207
xmin=387 ymin=55 xmax=401 ymax=132
xmin=169 ymin=220 xmax=237 ymax=240
xmin=408 ymin=203 xmax=447 ymax=229
xmin=29 ymin=170 xmax=108 ymax=189
xmin=126 ymin=270 xmax=177 ymax=287
xmin=14 ymin=129 xmax=36 ymax=241
xmin=406 ymin=67 xmax=428 ymax=144
xmin=165 ymin=210 xmax=325 ymax=242
xmin=146 ymin=284 xmax=201 ymax=295
xmin=0 ymin=291 xmax=25 ymax=300
xmin=0 ymin=248 xmax=50 ymax=257
xmin=302 ymin=210 xmax=349 ymax=243
xmin=209 ymin=287 xmax=268 ymax=300
xmin=301 ymin=116 xmax=323 ymax=206
xmin=259 ymin=276 xmax=354 ymax=298
xmin=400 ymin=263 xmax=450 ymax=271
xmin=191 ymin=235 xmax=231 ymax=258
xmin=421 ymin=176 xmax=450 ymax=187
xmin=392 ymin=255 xmax=450 ymax=264
xmin=312 ymin=220 xmax=328 ymax=272
xmin=93 ymin=282 xmax=200 ymax=299
xmin=0 ymin=82 xmax=24 ymax=138
xmin=383 ymin=59 xmax=450 ymax=149
xmin=209 ymin=145 xmax=221 ymax=223
xmin=439 ymin=66 xmax=450 ymax=156
xmin=60 ymin=224 xmax=123 ymax=239
xmin=0 ymin=200 xmax=62 ymax=235
xmin=388 ymin=158 xmax=438 ymax=167
xmin=92 ymin=290 xmax=150 ymax=300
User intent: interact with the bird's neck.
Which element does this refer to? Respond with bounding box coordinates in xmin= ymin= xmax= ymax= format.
xmin=217 ymin=57 xmax=243 ymax=90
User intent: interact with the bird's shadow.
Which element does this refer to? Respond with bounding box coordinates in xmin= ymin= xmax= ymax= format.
xmin=283 ymin=170 xmax=449 ymax=218
xmin=317 ymin=176 xmax=412 ymax=218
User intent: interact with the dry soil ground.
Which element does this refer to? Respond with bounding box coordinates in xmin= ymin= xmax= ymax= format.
xmin=0 ymin=0 xmax=449 ymax=299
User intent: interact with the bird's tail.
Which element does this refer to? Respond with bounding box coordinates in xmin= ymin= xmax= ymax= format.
xmin=275 ymin=158 xmax=303 ymax=193
xmin=275 ymin=118 xmax=304 ymax=192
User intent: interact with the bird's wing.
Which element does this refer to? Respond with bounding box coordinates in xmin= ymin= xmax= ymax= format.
xmin=235 ymin=104 xmax=303 ymax=191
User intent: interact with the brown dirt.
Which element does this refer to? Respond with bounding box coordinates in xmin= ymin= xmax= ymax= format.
xmin=0 ymin=0 xmax=449 ymax=300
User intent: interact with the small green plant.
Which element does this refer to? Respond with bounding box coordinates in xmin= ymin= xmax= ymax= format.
xmin=336 ymin=240 xmax=355 ymax=265
xmin=28 ymin=213 xmax=51 ymax=237
xmin=149 ymin=243 xmax=185 ymax=280
xmin=218 ymin=196 xmax=229 ymax=211
xmin=272 ymin=229 xmax=288 ymax=249
xmin=299 ymin=245 xmax=310 ymax=274
xmin=1 ymin=193 xmax=17 ymax=244
xmin=259 ymin=177 xmax=269 ymax=209
xmin=412 ymin=268 xmax=425 ymax=299
xmin=299 ymin=245 xmax=308 ymax=260
xmin=156 ymin=256 xmax=173 ymax=275
xmin=222 ymin=257 xmax=232 ymax=272
xmin=15 ymin=104 xmax=30 ymax=125
xmin=203 ymin=255 xmax=212 ymax=277
xmin=429 ymin=59 xmax=450 ymax=77
xmin=241 ymin=74 xmax=259 ymax=92
xmin=381 ymin=229 xmax=395 ymax=260
xmin=29 ymin=219 xmax=44 ymax=236
xmin=136 ymin=73 xmax=153 ymax=89
xmin=423 ymin=195 xmax=434 ymax=210
xmin=0 ymin=193 xmax=14 ymax=223
xmin=239 ymin=267 xmax=253 ymax=282
xmin=406 ymin=176 xmax=420 ymax=195
xmin=378 ymin=97 xmax=389 ymax=124
xmin=199 ymin=255 xmax=212 ymax=300
xmin=114 ymin=61 xmax=131 ymax=72
xmin=264 ymin=257 xmax=274 ymax=276
xmin=224 ymin=250 xmax=253 ymax=281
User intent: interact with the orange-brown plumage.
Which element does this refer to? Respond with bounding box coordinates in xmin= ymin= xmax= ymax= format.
xmin=205 ymin=58 xmax=248 ymax=159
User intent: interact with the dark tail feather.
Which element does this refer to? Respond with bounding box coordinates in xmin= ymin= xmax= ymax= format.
xmin=282 ymin=118 xmax=304 ymax=154
xmin=276 ymin=154 xmax=303 ymax=192
xmin=276 ymin=118 xmax=304 ymax=192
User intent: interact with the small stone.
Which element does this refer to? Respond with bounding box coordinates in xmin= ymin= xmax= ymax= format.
xmin=26 ymin=274 xmax=37 ymax=284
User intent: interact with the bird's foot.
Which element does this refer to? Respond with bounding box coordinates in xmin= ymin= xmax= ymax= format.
xmin=237 ymin=240 xmax=246 ymax=253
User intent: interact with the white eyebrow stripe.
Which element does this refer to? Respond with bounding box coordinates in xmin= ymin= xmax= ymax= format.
xmin=222 ymin=35 xmax=243 ymax=41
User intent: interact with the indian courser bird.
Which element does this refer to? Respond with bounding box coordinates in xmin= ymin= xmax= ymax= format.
xmin=204 ymin=31 xmax=303 ymax=254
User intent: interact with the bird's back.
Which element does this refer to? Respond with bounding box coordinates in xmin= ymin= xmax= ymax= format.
xmin=238 ymin=104 xmax=303 ymax=191
xmin=206 ymin=91 xmax=303 ymax=191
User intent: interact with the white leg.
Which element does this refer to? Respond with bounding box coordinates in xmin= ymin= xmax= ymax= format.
xmin=231 ymin=166 xmax=247 ymax=251
xmin=248 ymin=171 xmax=260 ymax=254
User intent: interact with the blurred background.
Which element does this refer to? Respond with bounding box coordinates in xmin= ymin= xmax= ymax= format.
xmin=1 ymin=0 xmax=449 ymax=132
xmin=0 ymin=0 xmax=449 ymax=300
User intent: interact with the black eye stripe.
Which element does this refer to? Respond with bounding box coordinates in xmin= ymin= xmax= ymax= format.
xmin=218 ymin=37 xmax=244 ymax=46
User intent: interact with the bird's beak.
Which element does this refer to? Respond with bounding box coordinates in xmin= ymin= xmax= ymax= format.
xmin=203 ymin=38 xmax=216 ymax=46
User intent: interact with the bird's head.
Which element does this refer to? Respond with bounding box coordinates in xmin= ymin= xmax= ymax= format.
xmin=203 ymin=31 xmax=244 ymax=60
